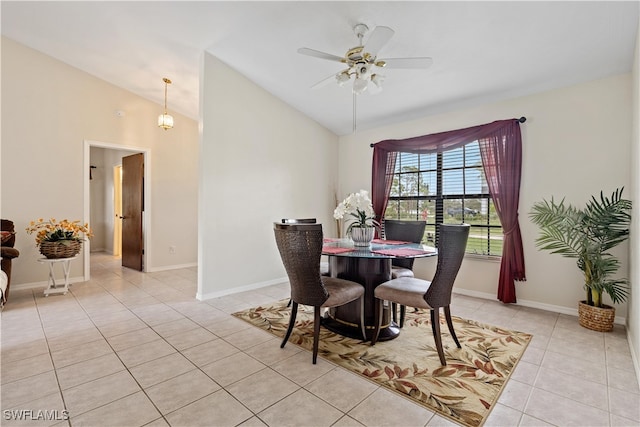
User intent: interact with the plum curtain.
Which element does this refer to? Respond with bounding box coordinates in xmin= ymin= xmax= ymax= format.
xmin=371 ymin=118 xmax=526 ymax=303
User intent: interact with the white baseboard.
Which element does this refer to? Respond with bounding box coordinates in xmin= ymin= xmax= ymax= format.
xmin=146 ymin=263 xmax=197 ymax=273
xmin=10 ymin=263 xmax=197 ymax=291
xmin=627 ymin=328 xmax=640 ymax=392
xmin=195 ymin=280 xmax=629 ymax=325
xmin=197 ymin=276 xmax=288 ymax=301
xmin=10 ymin=276 xmax=86 ymax=292
xmin=453 ymin=288 xmax=627 ymax=325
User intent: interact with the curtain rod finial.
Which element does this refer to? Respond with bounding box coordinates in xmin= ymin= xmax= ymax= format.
xmin=518 ymin=117 xmax=526 ymax=123
xmin=370 ymin=143 xmax=375 ymax=147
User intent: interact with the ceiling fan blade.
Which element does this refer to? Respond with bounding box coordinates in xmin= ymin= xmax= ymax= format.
xmin=297 ymin=47 xmax=345 ymax=63
xmin=310 ymin=73 xmax=338 ymax=90
xmin=380 ymin=57 xmax=434 ymax=69
xmin=363 ymin=26 xmax=394 ymax=57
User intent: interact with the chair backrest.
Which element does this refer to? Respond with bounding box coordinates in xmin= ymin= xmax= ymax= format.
xmin=424 ymin=224 xmax=470 ymax=308
xmin=273 ymin=222 xmax=328 ymax=306
xmin=384 ymin=219 xmax=427 ymax=270
xmin=281 ymin=218 xmax=317 ymax=224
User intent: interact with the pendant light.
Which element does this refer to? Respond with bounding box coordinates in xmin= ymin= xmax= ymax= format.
xmin=158 ymin=77 xmax=174 ymax=130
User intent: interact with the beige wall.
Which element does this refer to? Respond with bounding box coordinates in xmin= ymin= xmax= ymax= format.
xmin=338 ymin=73 xmax=632 ymax=319
xmin=1 ymin=37 xmax=199 ymax=286
xmin=198 ymin=53 xmax=339 ymax=299
xmin=629 ymin=16 xmax=640 ymax=383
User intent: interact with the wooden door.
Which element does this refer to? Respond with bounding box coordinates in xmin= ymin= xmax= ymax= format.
xmin=121 ymin=153 xmax=144 ymax=271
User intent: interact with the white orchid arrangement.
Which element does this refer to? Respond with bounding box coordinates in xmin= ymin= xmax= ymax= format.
xmin=333 ymin=190 xmax=380 ymax=234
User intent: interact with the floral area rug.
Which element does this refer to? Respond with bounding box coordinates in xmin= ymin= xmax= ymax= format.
xmin=232 ymin=300 xmax=532 ymax=427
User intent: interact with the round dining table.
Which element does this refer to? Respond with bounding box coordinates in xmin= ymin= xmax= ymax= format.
xmin=321 ymin=238 xmax=437 ymax=341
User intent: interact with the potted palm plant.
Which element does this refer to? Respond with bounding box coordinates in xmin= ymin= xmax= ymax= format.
xmin=529 ymin=188 xmax=631 ymax=332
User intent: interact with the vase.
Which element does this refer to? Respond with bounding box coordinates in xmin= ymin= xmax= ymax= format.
xmin=39 ymin=240 xmax=82 ymax=259
xmin=350 ymin=227 xmax=375 ymax=247
xmin=578 ymin=300 xmax=615 ymax=332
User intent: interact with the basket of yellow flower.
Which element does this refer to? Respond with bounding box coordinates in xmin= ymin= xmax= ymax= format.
xmin=38 ymin=240 xmax=82 ymax=259
xmin=26 ymin=218 xmax=92 ymax=259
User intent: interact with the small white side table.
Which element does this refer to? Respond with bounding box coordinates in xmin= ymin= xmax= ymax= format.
xmin=38 ymin=256 xmax=76 ymax=296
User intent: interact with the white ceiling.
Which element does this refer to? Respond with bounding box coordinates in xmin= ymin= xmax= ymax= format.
xmin=2 ymin=1 xmax=639 ymax=136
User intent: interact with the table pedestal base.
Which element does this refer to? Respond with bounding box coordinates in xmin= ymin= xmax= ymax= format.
xmin=326 ymin=256 xmax=398 ymax=341
xmin=322 ymin=314 xmax=400 ymax=342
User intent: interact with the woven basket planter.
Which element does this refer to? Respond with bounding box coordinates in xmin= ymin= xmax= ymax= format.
xmin=578 ymin=300 xmax=615 ymax=332
xmin=39 ymin=240 xmax=82 ymax=259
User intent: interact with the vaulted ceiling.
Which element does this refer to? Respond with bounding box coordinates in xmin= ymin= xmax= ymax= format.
xmin=2 ymin=1 xmax=638 ymax=135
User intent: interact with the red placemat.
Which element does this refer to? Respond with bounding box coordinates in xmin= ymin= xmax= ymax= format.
xmin=322 ymin=246 xmax=354 ymax=254
xmin=371 ymin=248 xmax=435 ymax=257
xmin=323 ymin=238 xmax=340 ymax=243
xmin=371 ymin=239 xmax=410 ymax=245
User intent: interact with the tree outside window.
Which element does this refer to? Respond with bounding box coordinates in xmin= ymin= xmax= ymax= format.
xmin=384 ymin=142 xmax=503 ymax=256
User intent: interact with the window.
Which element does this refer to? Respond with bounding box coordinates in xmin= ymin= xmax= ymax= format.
xmin=384 ymin=141 xmax=503 ymax=256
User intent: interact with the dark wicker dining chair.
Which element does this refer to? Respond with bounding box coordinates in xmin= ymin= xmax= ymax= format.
xmin=280 ymin=218 xmax=328 ymax=275
xmin=274 ymin=222 xmax=366 ymax=364
xmin=383 ymin=219 xmax=427 ymax=327
xmin=280 ymin=218 xmax=328 ymax=308
xmin=371 ymin=224 xmax=470 ymax=366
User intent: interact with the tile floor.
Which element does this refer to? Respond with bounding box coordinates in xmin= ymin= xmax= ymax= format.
xmin=1 ymin=252 xmax=639 ymax=427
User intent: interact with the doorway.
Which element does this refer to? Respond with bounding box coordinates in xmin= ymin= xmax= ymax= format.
xmin=83 ymin=140 xmax=151 ymax=280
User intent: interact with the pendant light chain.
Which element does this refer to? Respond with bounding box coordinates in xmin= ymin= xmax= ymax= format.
xmin=163 ymin=78 xmax=169 ymax=113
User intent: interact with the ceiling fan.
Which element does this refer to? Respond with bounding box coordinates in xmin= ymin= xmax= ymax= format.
xmin=298 ymin=23 xmax=433 ymax=95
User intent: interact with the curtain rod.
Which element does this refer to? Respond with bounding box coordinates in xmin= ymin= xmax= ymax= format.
xmin=369 ymin=116 xmax=527 ymax=147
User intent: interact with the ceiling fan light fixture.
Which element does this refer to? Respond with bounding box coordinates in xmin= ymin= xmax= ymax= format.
xmin=336 ymin=71 xmax=351 ymax=86
xmin=298 ymin=23 xmax=433 ymax=99
xmin=356 ymin=62 xmax=372 ymax=79
xmin=371 ymin=73 xmax=385 ymax=89
xmin=353 ymin=77 xmax=368 ymax=94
